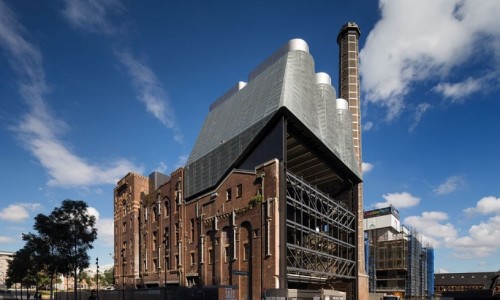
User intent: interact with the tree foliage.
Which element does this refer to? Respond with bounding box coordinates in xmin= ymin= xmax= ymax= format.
xmin=102 ymin=267 xmax=115 ymax=285
xmin=6 ymin=199 xmax=98 ymax=300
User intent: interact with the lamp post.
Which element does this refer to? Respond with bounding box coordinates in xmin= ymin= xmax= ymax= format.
xmin=95 ymin=257 xmax=99 ymax=298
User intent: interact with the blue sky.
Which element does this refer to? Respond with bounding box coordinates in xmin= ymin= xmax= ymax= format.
xmin=1 ymin=0 xmax=499 ymax=274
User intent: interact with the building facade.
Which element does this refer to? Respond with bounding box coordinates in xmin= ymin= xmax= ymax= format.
xmin=0 ymin=251 xmax=14 ymax=288
xmin=434 ymin=272 xmax=500 ymax=298
xmin=364 ymin=206 xmax=434 ymax=299
xmin=115 ymin=24 xmax=367 ymax=300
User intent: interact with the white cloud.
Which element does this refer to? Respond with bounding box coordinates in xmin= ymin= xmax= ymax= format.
xmin=155 ymin=161 xmax=168 ymax=174
xmin=60 ymin=0 xmax=183 ymax=144
xmin=449 ymin=215 xmax=500 ymax=258
xmin=0 ymin=203 xmax=41 ymax=222
xmin=362 ymin=162 xmax=374 ymax=175
xmin=437 ymin=268 xmax=450 ymax=274
xmin=360 ymin=0 xmax=500 ymax=120
xmin=97 ymin=218 xmax=115 ymax=246
xmin=433 ymin=77 xmax=483 ymax=102
xmin=61 ymin=0 xmax=122 ymax=34
xmin=434 ymin=175 xmax=466 ymax=195
xmin=375 ymin=192 xmax=420 ymax=208
xmin=404 ymin=211 xmax=458 ymax=247
xmin=0 ymin=1 xmax=142 ymax=188
xmin=363 ymin=121 xmax=374 ymax=131
xmin=0 ymin=236 xmax=15 ymax=243
xmin=175 ymin=155 xmax=189 ymax=169
xmin=87 ymin=207 xmax=114 ymax=246
xmin=115 ymin=50 xmax=183 ymax=143
xmin=409 ymin=103 xmax=431 ymax=132
xmin=87 ymin=207 xmax=100 ymax=220
xmin=464 ymin=196 xmax=500 ymax=215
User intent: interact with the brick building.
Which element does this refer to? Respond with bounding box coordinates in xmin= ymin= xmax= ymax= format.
xmin=434 ymin=272 xmax=500 ymax=298
xmin=114 ymin=23 xmax=367 ymax=300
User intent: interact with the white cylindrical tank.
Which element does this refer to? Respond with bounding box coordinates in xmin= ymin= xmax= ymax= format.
xmin=315 ymin=72 xmax=331 ymax=85
xmin=336 ymin=98 xmax=349 ymax=110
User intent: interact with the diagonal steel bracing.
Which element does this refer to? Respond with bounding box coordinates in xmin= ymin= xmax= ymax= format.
xmin=286 ymin=171 xmax=356 ymax=280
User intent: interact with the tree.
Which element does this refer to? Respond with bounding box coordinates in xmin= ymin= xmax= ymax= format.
xmin=102 ymin=267 xmax=114 ymax=286
xmin=6 ymin=243 xmax=39 ymax=298
xmin=32 ymin=199 xmax=97 ymax=300
xmin=7 ymin=200 xmax=97 ymax=300
xmin=51 ymin=200 xmax=97 ymax=300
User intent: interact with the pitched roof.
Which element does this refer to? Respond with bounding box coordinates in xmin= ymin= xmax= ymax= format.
xmin=185 ymin=39 xmax=360 ymax=198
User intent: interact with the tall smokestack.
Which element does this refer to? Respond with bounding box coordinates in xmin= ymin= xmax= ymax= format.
xmin=337 ymin=22 xmax=362 ymax=164
xmin=337 ymin=22 xmax=369 ymax=300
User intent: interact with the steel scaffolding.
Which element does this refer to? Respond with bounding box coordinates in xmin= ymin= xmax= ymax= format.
xmin=285 ymin=171 xmax=356 ymax=281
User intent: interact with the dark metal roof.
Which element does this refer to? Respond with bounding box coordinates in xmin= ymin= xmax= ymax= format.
xmin=435 ymin=272 xmax=496 ymax=286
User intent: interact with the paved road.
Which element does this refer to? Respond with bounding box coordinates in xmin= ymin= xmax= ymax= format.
xmin=0 ymin=291 xmax=17 ymax=300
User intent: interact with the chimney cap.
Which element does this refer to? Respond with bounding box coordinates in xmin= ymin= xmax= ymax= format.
xmin=337 ymin=22 xmax=361 ymax=44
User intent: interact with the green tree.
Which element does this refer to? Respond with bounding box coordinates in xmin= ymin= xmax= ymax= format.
xmin=102 ymin=267 xmax=114 ymax=286
xmin=51 ymin=200 xmax=97 ymax=300
xmin=33 ymin=199 xmax=97 ymax=300
xmin=6 ymin=243 xmax=38 ymax=294
xmin=7 ymin=200 xmax=97 ymax=300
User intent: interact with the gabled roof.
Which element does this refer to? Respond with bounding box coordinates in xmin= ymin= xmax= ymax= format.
xmin=185 ymin=39 xmax=360 ymax=198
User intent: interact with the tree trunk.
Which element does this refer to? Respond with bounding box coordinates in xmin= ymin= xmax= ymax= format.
xmin=50 ymin=275 xmax=54 ymax=300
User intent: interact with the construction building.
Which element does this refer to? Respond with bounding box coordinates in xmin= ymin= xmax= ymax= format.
xmin=114 ymin=23 xmax=368 ymax=300
xmin=364 ymin=206 xmax=434 ymax=299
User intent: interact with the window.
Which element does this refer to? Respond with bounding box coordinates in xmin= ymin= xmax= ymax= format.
xmin=243 ymin=243 xmax=250 ymax=261
xmin=165 ymin=255 xmax=170 ymax=270
xmin=175 ymin=223 xmax=179 ymax=243
xmin=190 ymin=218 xmax=195 ymax=242
xmin=153 ymin=206 xmax=158 ymax=222
xmin=175 ymin=180 xmax=182 ymax=205
xmin=190 ymin=252 xmax=195 ymax=266
xmin=175 ymin=254 xmax=179 ymax=267
xmin=225 ymin=246 xmax=230 ymax=262
xmin=208 ymin=249 xmax=214 ymax=265
xmin=164 ymin=198 xmax=170 ymax=217
xmin=226 ymin=188 xmax=232 ymax=201
xmin=153 ymin=258 xmax=158 ymax=271
xmin=122 ymin=222 xmax=127 ymax=233
xmin=153 ymin=231 xmax=157 ymax=248
xmin=122 ymin=200 xmax=127 ymax=216
xmin=236 ymin=184 xmax=242 ymax=198
xmin=164 ymin=227 xmax=169 ymax=248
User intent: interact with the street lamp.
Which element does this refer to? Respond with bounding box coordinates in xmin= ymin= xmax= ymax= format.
xmin=95 ymin=257 xmax=99 ymax=298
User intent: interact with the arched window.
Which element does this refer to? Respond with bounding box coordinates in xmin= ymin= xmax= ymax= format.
xmin=153 ymin=205 xmax=158 ymax=222
xmin=163 ymin=197 xmax=170 ymax=217
xmin=122 ymin=200 xmax=127 ymax=217
xmin=175 ymin=180 xmax=182 ymax=205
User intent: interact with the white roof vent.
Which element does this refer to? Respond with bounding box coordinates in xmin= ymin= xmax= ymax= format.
xmin=315 ymin=72 xmax=331 ymax=85
xmin=287 ymin=39 xmax=309 ymax=53
xmin=336 ymin=98 xmax=349 ymax=110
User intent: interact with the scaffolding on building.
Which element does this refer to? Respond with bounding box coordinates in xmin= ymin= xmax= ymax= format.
xmin=365 ymin=211 xmax=434 ymax=299
xmin=285 ymin=171 xmax=356 ymax=281
xmin=426 ymin=247 xmax=435 ymax=299
xmin=406 ymin=229 xmax=423 ymax=298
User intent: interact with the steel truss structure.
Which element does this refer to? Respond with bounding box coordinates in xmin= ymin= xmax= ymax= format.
xmin=285 ymin=171 xmax=356 ymax=281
